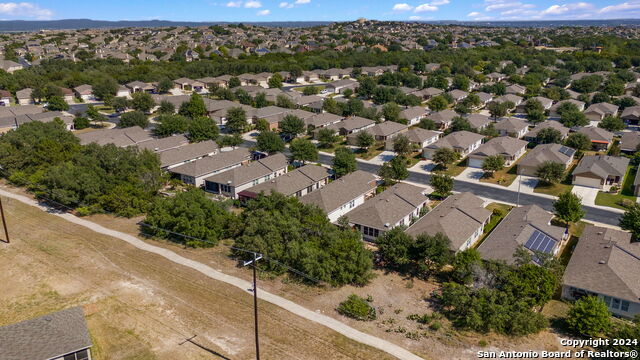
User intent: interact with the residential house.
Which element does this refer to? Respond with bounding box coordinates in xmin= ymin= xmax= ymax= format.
xmin=73 ymin=84 xmax=94 ymax=101
xmin=325 ymin=79 xmax=358 ymax=94
xmin=572 ymin=155 xmax=630 ymax=189
xmin=475 ymin=92 xmax=494 ymax=107
xmin=505 ymin=84 xmax=526 ymax=95
xmin=0 ymin=307 xmax=93 ymax=360
xmin=413 ymin=87 xmax=442 ymax=100
xmin=619 ymin=132 xmax=640 ymax=154
xmin=406 ymin=192 xmax=492 ymax=252
xmin=347 ymin=182 xmax=429 ymax=242
xmin=385 ymin=128 xmax=440 ymax=151
xmin=168 ymin=147 xmax=250 ymax=186
xmin=523 ymin=121 xmax=570 ymax=142
xmin=116 ymin=85 xmax=130 ymax=98
xmin=125 ymin=81 xmax=154 ymax=93
xmin=76 ymin=126 xmax=153 ymax=146
xmin=173 ymin=77 xmax=205 ymax=92
xmin=549 ymin=99 xmax=586 ymax=118
xmin=324 ymin=116 xmax=375 ymax=136
xmin=516 ymin=96 xmax=553 ymax=113
xmin=159 ymin=140 xmax=219 ymax=170
xmin=304 ymin=112 xmax=344 ymax=130
xmin=466 ymin=113 xmax=491 ymax=131
xmin=238 ymin=164 xmax=331 ymax=201
xmin=399 ymin=106 xmax=428 ymax=126
xmin=562 ymin=225 xmax=640 ymax=318
xmin=478 ymin=205 xmax=568 ymax=264
xmin=299 ymin=170 xmax=377 ymax=223
xmin=423 ymin=131 xmax=484 ymax=159
xmin=495 ymin=117 xmax=529 ymax=138
xmin=16 ymin=88 xmax=33 ymax=105
xmin=584 ymin=102 xmax=619 ymax=122
xmin=517 ymin=143 xmax=575 ymax=176
xmin=426 ymin=109 xmax=458 ymax=130
xmin=204 ymin=153 xmax=289 ymax=198
xmin=59 ymin=87 xmax=74 ymax=103
xmin=493 ymin=94 xmax=523 ymax=107
xmin=0 ymin=59 xmax=23 ymax=73
xmin=136 ymin=135 xmax=189 ymax=153
xmin=0 ymin=90 xmax=10 ymax=106
xmin=346 ymin=121 xmax=408 ymax=145
xmin=621 ymin=105 xmax=640 ymax=126
xmin=577 ymin=126 xmax=615 ymax=150
xmin=467 ymin=136 xmax=528 ymax=168
xmin=447 ymin=89 xmax=468 ymax=103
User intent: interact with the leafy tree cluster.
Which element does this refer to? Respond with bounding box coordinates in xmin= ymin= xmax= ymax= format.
xmin=377 ymin=228 xmax=452 ymax=277
xmin=337 ymin=294 xmax=376 ymax=321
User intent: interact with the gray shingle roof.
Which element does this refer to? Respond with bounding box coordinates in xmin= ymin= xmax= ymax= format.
xmin=518 ymin=143 xmax=574 ymax=168
xmin=0 ymin=307 xmax=92 ymax=360
xmin=204 ymin=153 xmax=288 ymax=187
xmin=168 ymin=147 xmax=248 ymax=176
xmin=241 ymin=164 xmax=331 ymax=197
xmin=426 ymin=130 xmax=484 ymax=151
xmin=299 ymin=170 xmax=376 ymax=214
xmin=563 ymin=225 xmax=640 ymax=303
xmin=577 ymin=126 xmax=614 ymax=143
xmin=76 ymin=126 xmax=152 ymax=147
xmin=406 ymin=192 xmax=491 ymax=251
xmin=469 ymin=136 xmax=527 ymax=158
xmin=572 ymin=155 xmax=629 ymax=180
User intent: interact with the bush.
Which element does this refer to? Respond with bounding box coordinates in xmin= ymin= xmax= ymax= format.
xmin=429 ymin=321 xmax=442 ymax=331
xmin=337 ymin=294 xmax=376 ymax=321
xmin=566 ymin=296 xmax=611 ymax=337
xmin=619 ymin=198 xmax=636 ymax=209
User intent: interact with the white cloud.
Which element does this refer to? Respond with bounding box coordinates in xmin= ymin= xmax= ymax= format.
xmin=414 ymin=3 xmax=438 ymax=12
xmin=467 ymin=11 xmax=481 ymax=16
xmin=540 ymin=2 xmax=593 ymax=15
xmin=599 ymin=1 xmax=640 ymax=13
xmin=244 ymin=0 xmax=262 ymax=8
xmin=485 ymin=1 xmax=534 ymax=11
xmin=279 ymin=2 xmax=293 ymax=8
xmin=430 ymin=0 xmax=450 ymax=5
xmin=409 ymin=15 xmax=422 ymax=20
xmin=392 ymin=3 xmax=414 ymax=11
xmin=294 ymin=0 xmax=311 ymax=4
xmin=257 ymin=9 xmax=270 ymax=15
xmin=0 ymin=1 xmax=53 ymax=18
xmin=226 ymin=1 xmax=242 ymax=7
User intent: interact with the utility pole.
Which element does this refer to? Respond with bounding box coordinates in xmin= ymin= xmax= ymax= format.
xmin=516 ymin=175 xmax=522 ymax=207
xmin=0 ymin=196 xmax=9 ymax=244
xmin=243 ymin=252 xmax=263 ymax=360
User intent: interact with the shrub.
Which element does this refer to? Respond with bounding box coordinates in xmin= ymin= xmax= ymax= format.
xmin=479 ymin=340 xmax=488 ymax=347
xmin=337 ymin=294 xmax=376 ymax=321
xmin=429 ymin=321 xmax=442 ymax=331
xmin=619 ymin=198 xmax=636 ymax=209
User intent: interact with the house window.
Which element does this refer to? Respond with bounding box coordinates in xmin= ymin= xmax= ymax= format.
xmin=253 ymin=179 xmax=259 ymax=186
xmin=295 ymin=190 xmax=302 ymax=197
xmin=220 ymin=184 xmax=231 ymax=193
xmin=612 ymin=298 xmax=621 ymax=310
xmin=621 ymin=301 xmax=630 ymax=312
xmin=349 ymin=200 xmax=355 ymax=208
xmin=363 ymin=226 xmax=379 ymax=238
xmin=604 ymin=296 xmax=612 ymax=307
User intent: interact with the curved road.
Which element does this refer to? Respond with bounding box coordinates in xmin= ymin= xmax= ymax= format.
xmin=0 ymin=187 xmax=424 ymax=360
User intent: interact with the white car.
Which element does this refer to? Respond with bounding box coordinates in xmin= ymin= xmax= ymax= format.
xmin=320 ymin=89 xmax=329 ymax=94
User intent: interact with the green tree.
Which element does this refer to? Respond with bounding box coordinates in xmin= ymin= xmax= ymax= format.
xmin=276 ymin=94 xmax=296 ymax=109
xmin=268 ymin=73 xmax=283 ymax=89
xmin=419 ymin=117 xmax=437 ymax=130
xmin=392 ymin=134 xmax=412 ymax=157
xmin=553 ymin=191 xmax=585 ymax=227
xmin=430 ymin=173 xmax=454 ymax=198
xmin=279 ymin=114 xmax=305 ymax=138
xmin=302 ymin=86 xmax=320 ymax=95
xmin=254 ymin=92 xmax=269 ymax=108
xmin=111 ymin=97 xmax=129 ymax=112
xmin=560 ymin=110 xmax=588 ymax=127
xmin=290 ymin=138 xmax=318 ymax=163
xmin=451 ymin=249 xmax=481 ymax=284
xmin=337 ymin=294 xmax=376 ymax=321
xmin=225 ymin=107 xmax=248 ymax=134
xmin=377 ymin=227 xmax=413 ymax=270
xmin=73 ymin=116 xmax=90 ymax=130
xmin=156 ymin=78 xmax=174 ymax=93
xmin=333 ymin=147 xmax=357 ymax=178
xmin=433 ymin=147 xmax=459 ymax=169
xmin=378 ymin=156 xmax=408 ymax=184
xmin=158 ymin=100 xmax=176 ymax=114
xmin=254 ymin=118 xmax=270 ymax=132
xmin=536 ymin=161 xmax=565 ymax=184
xmin=414 ymin=232 xmax=452 ymax=275
xmin=504 ymin=264 xmax=557 ymax=307
xmin=92 ymin=77 xmax=118 ymax=101
xmin=46 ymin=96 xmax=69 ymax=111
xmin=356 ymin=131 xmax=375 ymax=152
xmin=428 ymin=96 xmax=448 ymax=112
xmin=154 ymin=114 xmax=189 ymax=137
xmin=188 ymin=116 xmax=219 ymax=142
xmin=452 ymin=74 xmax=470 ymax=91
xmin=450 ymin=116 xmax=471 ymax=132
xmin=119 ymin=111 xmax=149 ymax=128
xmin=228 ymin=76 xmax=241 ymax=88
xmin=382 ymin=102 xmax=402 ymax=123
xmin=488 ymin=101 xmax=508 ymax=119
xmin=179 ymin=93 xmax=207 ymax=118
xmin=619 ymin=203 xmax=640 ymax=239
xmin=217 ymin=134 xmax=243 ymax=148
xmin=565 ymin=132 xmax=591 ymax=152
xmin=482 ymin=155 xmax=505 ymax=177
xmin=536 ymin=128 xmax=563 ymax=144
xmin=130 ymin=92 xmax=155 ymax=113
xmin=317 ymin=128 xmax=339 ymax=148
xmin=566 ymin=296 xmax=611 ymax=337
xmin=256 ymin=131 xmax=285 ymax=154
xmin=598 ymin=115 xmax=625 ymax=132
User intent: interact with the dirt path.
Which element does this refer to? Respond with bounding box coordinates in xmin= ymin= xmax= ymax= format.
xmin=0 ymin=189 xmax=423 ymax=360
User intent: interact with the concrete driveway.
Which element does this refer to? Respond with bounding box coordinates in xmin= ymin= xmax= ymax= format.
xmin=506 ymin=175 xmax=539 ymax=194
xmin=409 ymin=160 xmax=436 ymax=174
xmin=457 ymin=167 xmax=484 ymax=181
xmin=572 ymin=185 xmax=599 ymax=205
xmin=367 ymin=150 xmax=396 ymax=165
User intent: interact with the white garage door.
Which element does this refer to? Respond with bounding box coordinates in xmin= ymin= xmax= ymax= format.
xmin=468 ymin=157 xmax=484 ymax=168
xmin=573 ymin=176 xmax=601 ymax=188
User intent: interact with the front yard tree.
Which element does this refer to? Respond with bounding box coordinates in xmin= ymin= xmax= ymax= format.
xmin=378 ymin=156 xmax=408 ymax=184
xmin=225 ymin=107 xmax=248 ymax=134
xmin=536 ymin=161 xmax=565 ymax=184
xmin=256 ymin=131 xmax=285 ymax=154
xmin=428 ymin=95 xmax=448 ymax=112
xmin=119 ymin=111 xmax=149 ymax=128
xmin=156 ymin=78 xmax=174 ymax=93
xmin=268 ymin=73 xmax=283 ymax=89
xmin=333 ymin=147 xmax=357 ymax=178
xmin=566 ymin=296 xmax=611 ymax=337
xmin=430 ymin=173 xmax=454 ymax=198
xmin=488 ymin=101 xmax=508 ymax=119
xmin=46 ymin=96 xmax=69 ymax=111
xmin=158 ymin=100 xmax=176 ymax=114
xmin=130 ymin=92 xmax=155 ymax=113
xmin=180 ymin=93 xmax=207 ymax=118
xmin=356 ymin=131 xmax=375 ymax=153
xmin=598 ymin=115 xmax=625 ymax=132
xmin=317 ymin=128 xmax=338 ymax=148
xmin=619 ymin=203 xmax=640 ymax=239
xmin=290 ymin=138 xmax=318 ymax=163
xmin=188 ymin=117 xmax=219 ymax=142
xmin=279 ymin=114 xmax=305 ymax=138
xmin=553 ymin=191 xmax=585 ymax=227
xmin=536 ymin=128 xmax=563 ymax=144
xmin=392 ymin=134 xmax=412 ymax=158
xmin=433 ymin=147 xmax=459 ymax=169
xmin=565 ymin=132 xmax=591 ymax=152
xmin=482 ymin=155 xmax=505 ymax=177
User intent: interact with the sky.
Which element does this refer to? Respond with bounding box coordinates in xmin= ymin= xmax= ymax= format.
xmin=1 ymin=0 xmax=640 ymax=22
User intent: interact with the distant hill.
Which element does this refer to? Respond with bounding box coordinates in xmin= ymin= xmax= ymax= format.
xmin=414 ymin=19 xmax=640 ymax=27
xmin=0 ymin=19 xmax=333 ymax=32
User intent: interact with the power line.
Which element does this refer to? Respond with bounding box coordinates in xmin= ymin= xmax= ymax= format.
xmin=0 ymin=196 xmax=9 ymax=244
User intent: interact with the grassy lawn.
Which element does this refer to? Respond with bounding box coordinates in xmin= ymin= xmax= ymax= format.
xmin=316 ymin=138 xmax=347 ymax=154
xmin=405 ymin=153 xmax=422 ymax=168
xmin=533 ymin=159 xmax=577 ymax=196
xmin=355 ymin=143 xmax=384 ymax=160
xmin=594 ymin=166 xmax=637 ymax=210
xmin=474 ymin=203 xmax=514 ymax=248
xmin=95 ymin=105 xmax=115 ymax=114
xmin=293 ymin=85 xmax=326 ymax=93
xmin=433 ymin=158 xmax=467 ymax=177
xmin=479 ymin=163 xmax=518 ymax=187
